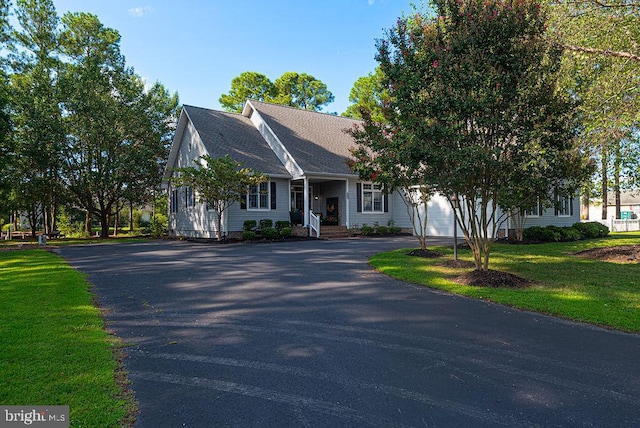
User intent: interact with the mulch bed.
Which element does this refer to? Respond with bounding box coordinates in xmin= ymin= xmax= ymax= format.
xmin=453 ymin=269 xmax=534 ymax=288
xmin=406 ymin=249 xmax=444 ymax=258
xmin=574 ymin=245 xmax=640 ymax=263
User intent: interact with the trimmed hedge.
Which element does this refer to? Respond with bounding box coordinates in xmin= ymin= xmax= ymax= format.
xmin=261 ymin=227 xmax=279 ymax=239
xmin=279 ymin=227 xmax=292 ymax=237
xmin=522 ymin=222 xmax=609 ymax=243
xmin=242 ymin=230 xmax=256 ymax=240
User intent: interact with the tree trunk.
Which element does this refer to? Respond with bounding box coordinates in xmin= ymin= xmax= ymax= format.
xmin=614 ymin=142 xmax=621 ymax=219
xmin=601 ymin=143 xmax=608 ymax=220
xmin=129 ymin=200 xmax=134 ymax=233
xmin=100 ymin=212 xmax=109 ymax=238
xmin=85 ymin=210 xmax=92 ymax=236
xmin=581 ymin=189 xmax=590 ymax=221
xmin=113 ymin=211 xmax=119 ymax=236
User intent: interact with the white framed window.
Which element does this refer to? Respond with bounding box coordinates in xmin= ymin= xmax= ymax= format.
xmin=362 ymin=183 xmax=384 ymax=213
xmin=248 ymin=182 xmax=270 ymax=210
xmin=525 ymin=198 xmax=542 ymax=217
xmin=557 ymin=195 xmax=571 ymax=217
xmin=185 ymin=186 xmax=195 ymax=208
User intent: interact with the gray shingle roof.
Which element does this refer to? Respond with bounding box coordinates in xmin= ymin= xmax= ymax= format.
xmin=183 ymin=105 xmax=290 ymax=177
xmin=249 ymin=100 xmax=361 ymax=176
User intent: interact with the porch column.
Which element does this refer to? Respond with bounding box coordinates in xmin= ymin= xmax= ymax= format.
xmin=345 ymin=178 xmax=350 ymax=228
xmin=303 ymin=177 xmax=309 ymax=227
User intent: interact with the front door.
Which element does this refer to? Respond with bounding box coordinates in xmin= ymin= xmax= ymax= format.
xmin=325 ymin=197 xmax=338 ymax=225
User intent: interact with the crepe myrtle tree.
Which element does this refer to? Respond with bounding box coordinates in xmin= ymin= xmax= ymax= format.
xmin=170 ymin=155 xmax=268 ymax=241
xmin=348 ymin=113 xmax=437 ymax=251
xmin=352 ymin=0 xmax=588 ymax=270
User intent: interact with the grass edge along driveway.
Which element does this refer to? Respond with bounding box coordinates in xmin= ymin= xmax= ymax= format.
xmin=370 ymin=232 xmax=640 ymax=333
xmin=0 ymin=249 xmax=136 ymax=427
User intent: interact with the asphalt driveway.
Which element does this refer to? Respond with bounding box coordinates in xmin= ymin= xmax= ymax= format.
xmin=60 ymin=237 xmax=640 ymax=427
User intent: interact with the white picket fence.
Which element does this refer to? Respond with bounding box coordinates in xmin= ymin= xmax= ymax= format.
xmin=610 ymin=219 xmax=640 ymax=232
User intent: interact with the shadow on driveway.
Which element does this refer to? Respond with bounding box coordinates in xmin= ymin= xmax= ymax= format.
xmin=60 ymin=237 xmax=640 ymax=427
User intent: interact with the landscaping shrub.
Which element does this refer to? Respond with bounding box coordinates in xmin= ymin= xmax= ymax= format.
xmin=523 ymin=222 xmax=609 ymax=243
xmin=360 ymin=224 xmax=374 ymax=236
xmin=243 ymin=220 xmax=257 ymax=231
xmin=572 ymin=221 xmax=609 ymax=238
xmin=242 ymin=230 xmax=256 ymax=240
xmin=523 ymin=226 xmax=560 ymax=242
xmin=261 ymin=227 xmax=279 ymax=239
xmin=389 ymin=226 xmax=402 ymax=234
xmin=279 ymin=227 xmax=292 ymax=237
xmin=259 ymin=219 xmax=273 ymax=229
xmin=275 ymin=220 xmax=290 ymax=230
xmin=375 ymin=225 xmax=389 ymax=235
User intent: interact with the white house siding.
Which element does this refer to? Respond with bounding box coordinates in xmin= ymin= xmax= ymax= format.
xmin=226 ymin=178 xmax=291 ymax=232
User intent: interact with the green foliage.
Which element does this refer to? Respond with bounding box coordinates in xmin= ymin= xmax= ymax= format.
xmin=342 ymin=67 xmax=388 ymax=122
xmin=218 ymin=71 xmax=275 ymax=113
xmin=147 ymin=214 xmax=168 ymax=237
xmin=260 ymin=227 xmax=278 ymax=239
xmin=242 ymin=230 xmax=256 ymax=240
xmin=259 ymin=218 xmax=273 ymax=229
xmin=243 ymin=220 xmax=257 ymax=231
xmin=351 ymin=0 xmax=587 ymax=270
xmin=219 ymin=71 xmax=334 ymax=112
xmin=572 ymin=221 xmax=610 ymax=239
xmin=360 ymin=224 xmax=374 ymax=236
xmin=275 ymin=220 xmax=290 ymax=230
xmin=522 ymin=223 xmax=607 ymax=242
xmin=375 ymin=224 xmax=388 ymax=235
xmin=279 ymin=227 xmax=292 ymax=237
xmin=56 ymin=206 xmax=86 ymax=238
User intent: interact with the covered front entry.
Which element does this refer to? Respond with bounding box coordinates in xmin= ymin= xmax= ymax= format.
xmin=290 ymin=178 xmax=349 ymax=229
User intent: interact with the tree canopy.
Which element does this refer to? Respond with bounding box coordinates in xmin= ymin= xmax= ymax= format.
xmin=218 ymin=71 xmax=334 ymax=113
xmin=342 ymin=67 xmax=388 ymax=123
xmin=2 ymin=1 xmax=180 ymax=237
xmin=349 ymin=0 xmax=589 ymax=271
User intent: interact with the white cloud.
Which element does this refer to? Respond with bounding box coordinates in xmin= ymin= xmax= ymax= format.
xmin=368 ymin=0 xmax=375 ymax=4
xmin=128 ymin=6 xmax=153 ymax=17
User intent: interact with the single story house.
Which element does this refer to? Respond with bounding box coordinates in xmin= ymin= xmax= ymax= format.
xmin=164 ymin=100 xmax=581 ymax=238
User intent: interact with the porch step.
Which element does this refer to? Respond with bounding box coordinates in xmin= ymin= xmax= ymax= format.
xmin=319 ymin=225 xmax=351 ymax=239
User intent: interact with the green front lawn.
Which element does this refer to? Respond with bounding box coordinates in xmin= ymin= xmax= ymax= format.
xmin=371 ymin=232 xmax=640 ymax=332
xmin=0 ymin=250 xmax=136 ymax=427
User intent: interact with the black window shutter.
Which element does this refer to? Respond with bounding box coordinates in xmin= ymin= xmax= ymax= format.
xmin=270 ymin=182 xmax=277 ymax=209
xmin=538 ymin=199 xmax=543 ymax=216
xmin=356 ymin=183 xmax=362 ymax=213
xmin=570 ymin=195 xmax=574 ymax=216
xmin=384 ymin=192 xmax=389 ymax=213
xmin=240 ymin=193 xmax=247 ymax=210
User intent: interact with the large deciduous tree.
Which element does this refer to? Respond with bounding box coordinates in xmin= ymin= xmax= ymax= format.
xmin=60 ymin=12 xmax=179 ymax=238
xmin=351 ymin=0 xmax=587 ymax=271
xmin=549 ymin=0 xmax=640 ymax=219
xmin=170 ymin=155 xmax=268 ymax=241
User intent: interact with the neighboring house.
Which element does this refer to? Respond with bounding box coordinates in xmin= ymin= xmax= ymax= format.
xmin=163 ymin=100 xmax=582 ymax=239
xmin=588 ymin=191 xmax=640 ymax=232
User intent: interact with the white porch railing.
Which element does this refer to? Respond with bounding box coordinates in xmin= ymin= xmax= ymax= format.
xmin=309 ymin=210 xmax=320 ymax=238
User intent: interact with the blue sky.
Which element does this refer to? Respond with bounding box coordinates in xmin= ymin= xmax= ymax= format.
xmin=49 ymin=1 xmax=420 ymax=114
